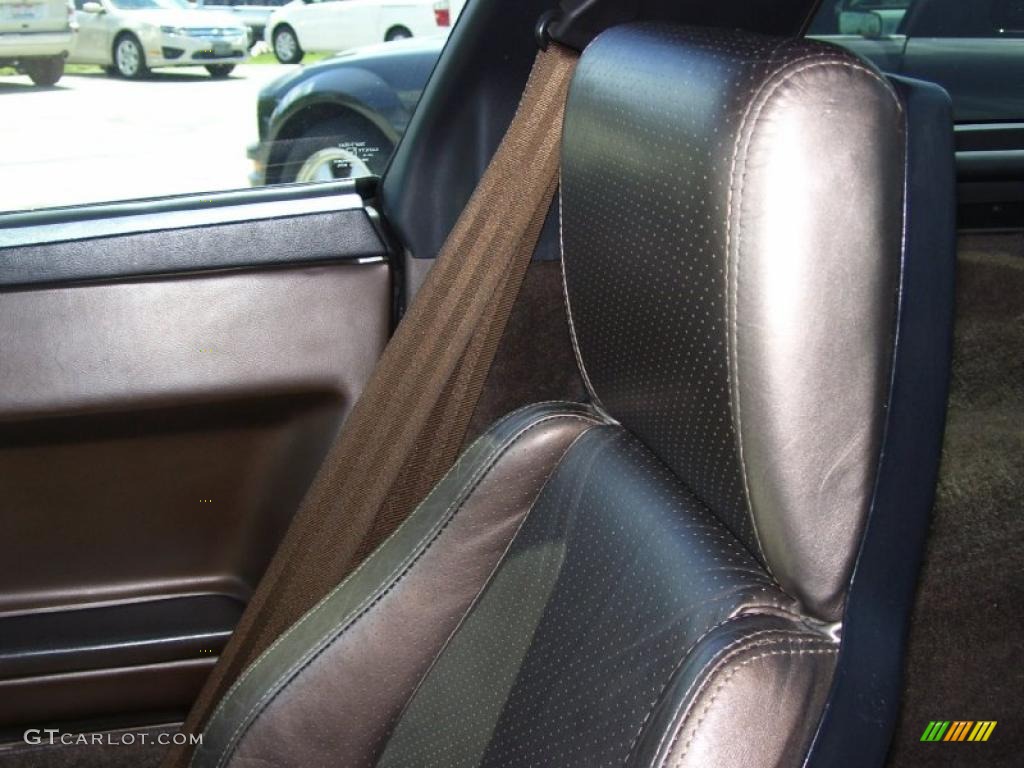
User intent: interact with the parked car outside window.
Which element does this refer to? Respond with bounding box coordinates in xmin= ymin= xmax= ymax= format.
xmin=248 ymin=35 xmax=442 ymax=185
xmin=810 ymin=0 xmax=1024 ymax=121
xmin=0 ymin=0 xmax=78 ymax=85
xmin=70 ymin=0 xmax=250 ymax=79
xmin=192 ymin=0 xmax=289 ymax=50
xmin=264 ymin=0 xmax=460 ymax=64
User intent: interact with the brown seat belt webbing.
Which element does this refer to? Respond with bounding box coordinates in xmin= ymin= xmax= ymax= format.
xmin=164 ymin=43 xmax=578 ymax=766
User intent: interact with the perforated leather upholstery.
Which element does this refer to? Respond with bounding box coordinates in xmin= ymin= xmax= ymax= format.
xmin=192 ymin=23 xmax=953 ymax=768
xmin=561 ymin=24 xmax=904 ymax=620
xmin=377 ymin=428 xmax=836 ymax=768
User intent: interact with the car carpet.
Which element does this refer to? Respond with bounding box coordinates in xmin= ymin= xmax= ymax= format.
xmin=886 ymin=231 xmax=1024 ymax=767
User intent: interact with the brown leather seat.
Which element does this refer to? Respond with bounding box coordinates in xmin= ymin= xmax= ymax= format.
xmin=189 ymin=23 xmax=955 ymax=768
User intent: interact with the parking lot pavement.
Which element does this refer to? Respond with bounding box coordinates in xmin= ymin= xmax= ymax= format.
xmin=0 ymin=65 xmax=293 ymax=213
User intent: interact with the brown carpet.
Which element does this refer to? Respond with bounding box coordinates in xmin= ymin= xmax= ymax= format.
xmin=887 ymin=232 xmax=1024 ymax=767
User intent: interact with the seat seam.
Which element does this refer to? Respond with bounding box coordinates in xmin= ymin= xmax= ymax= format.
xmin=558 ymin=179 xmax=604 ymax=410
xmin=644 ymin=629 xmax=833 ymax=765
xmin=212 ymin=411 xmax=600 ymax=768
xmin=624 ymin=611 xmax=798 ymax=762
xmin=376 ymin=423 xmax=602 ymax=758
xmin=195 ymin=400 xmax=590 ymax=752
xmin=726 ymin=53 xmax=903 ymax=578
xmin=665 ymin=642 xmax=838 ymax=766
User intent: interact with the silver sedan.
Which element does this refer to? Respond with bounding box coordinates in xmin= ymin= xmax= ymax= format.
xmin=69 ymin=0 xmax=249 ymax=79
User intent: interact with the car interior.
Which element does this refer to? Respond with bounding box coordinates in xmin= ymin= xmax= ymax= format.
xmin=0 ymin=0 xmax=1020 ymax=767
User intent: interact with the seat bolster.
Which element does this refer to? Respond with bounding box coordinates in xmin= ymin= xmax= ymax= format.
xmin=631 ymin=615 xmax=838 ymax=768
xmin=193 ymin=401 xmax=600 ymax=768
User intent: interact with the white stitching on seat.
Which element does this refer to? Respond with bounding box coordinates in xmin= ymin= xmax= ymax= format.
xmin=624 ymin=611 xmax=808 ymax=761
xmin=558 ymin=179 xmax=605 ymax=410
xmin=663 ymin=642 xmax=838 ymax=766
xmin=378 ymin=424 xmax=604 ymax=740
xmin=643 ymin=628 xmax=830 ymax=765
xmin=208 ymin=409 xmax=599 ymax=768
xmin=195 ymin=400 xmax=586 ymax=758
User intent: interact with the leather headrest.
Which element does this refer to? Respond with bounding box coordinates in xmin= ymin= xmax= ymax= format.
xmin=560 ymin=24 xmax=906 ymax=620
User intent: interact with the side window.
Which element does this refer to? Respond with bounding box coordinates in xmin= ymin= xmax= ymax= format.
xmin=807 ymin=1 xmax=912 ymax=35
xmin=809 ymin=0 xmax=1024 ymax=228
xmin=0 ymin=0 xmax=466 ymax=212
xmin=907 ymin=0 xmax=993 ymax=37
xmin=809 ymin=0 xmax=1024 ymax=121
xmin=907 ymin=0 xmax=1024 ymax=37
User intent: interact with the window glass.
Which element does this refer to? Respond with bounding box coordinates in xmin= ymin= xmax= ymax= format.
xmin=808 ymin=1 xmax=911 ymax=35
xmin=906 ymin=0 xmax=997 ymax=37
xmin=0 ymin=0 xmax=466 ymax=211
xmin=809 ymin=0 xmax=1024 ymax=121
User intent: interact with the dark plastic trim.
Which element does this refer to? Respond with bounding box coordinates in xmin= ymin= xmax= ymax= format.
xmin=0 ymin=203 xmax=386 ymax=288
xmin=0 ymin=594 xmax=244 ymax=680
xmin=957 ymin=150 xmax=1024 ymax=180
xmin=0 ymin=178 xmax=376 ymax=230
xmin=0 ymin=193 xmax=367 ymax=250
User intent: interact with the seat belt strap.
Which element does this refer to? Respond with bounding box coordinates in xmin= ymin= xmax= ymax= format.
xmin=165 ymin=42 xmax=578 ymax=765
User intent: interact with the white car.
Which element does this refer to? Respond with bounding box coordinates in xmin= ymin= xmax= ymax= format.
xmin=69 ymin=0 xmax=249 ymax=78
xmin=265 ymin=0 xmax=461 ymax=64
xmin=0 ymin=0 xmax=78 ymax=85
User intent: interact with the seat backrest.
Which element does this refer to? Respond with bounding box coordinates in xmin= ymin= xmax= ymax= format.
xmin=190 ymin=23 xmax=954 ymax=768
xmin=560 ymin=23 xmax=905 ymax=624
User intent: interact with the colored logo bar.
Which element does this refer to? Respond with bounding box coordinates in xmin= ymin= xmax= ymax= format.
xmin=920 ymin=721 xmax=997 ymax=742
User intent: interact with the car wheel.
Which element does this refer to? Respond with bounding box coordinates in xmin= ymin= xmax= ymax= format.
xmin=206 ymin=65 xmax=236 ymax=79
xmin=113 ymin=33 xmax=147 ymax=79
xmin=279 ymin=118 xmax=393 ymax=185
xmin=384 ymin=26 xmax=412 ymax=42
xmin=24 ymin=57 xmax=65 ymax=87
xmin=102 ymin=65 xmax=118 ymax=77
xmin=272 ymin=26 xmax=303 ymax=65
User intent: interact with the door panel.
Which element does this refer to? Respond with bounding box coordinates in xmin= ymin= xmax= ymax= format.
xmin=73 ymin=8 xmax=111 ymax=64
xmin=0 ymin=264 xmax=387 ymax=421
xmin=903 ymin=38 xmax=1024 ymax=121
xmin=297 ymin=1 xmax=337 ymax=50
xmin=0 ymin=183 xmax=391 ymax=731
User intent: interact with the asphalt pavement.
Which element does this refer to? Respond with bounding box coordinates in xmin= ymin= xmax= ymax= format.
xmin=0 ymin=65 xmax=292 ymax=213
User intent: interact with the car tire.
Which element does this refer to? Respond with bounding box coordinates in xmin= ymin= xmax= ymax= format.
xmin=113 ymin=33 xmax=148 ymax=79
xmin=206 ymin=65 xmax=236 ymax=79
xmin=384 ymin=26 xmax=412 ymax=42
xmin=102 ymin=65 xmax=118 ymax=77
xmin=272 ymin=25 xmax=304 ymax=65
xmin=278 ymin=118 xmax=393 ymax=185
xmin=25 ymin=57 xmax=64 ymax=87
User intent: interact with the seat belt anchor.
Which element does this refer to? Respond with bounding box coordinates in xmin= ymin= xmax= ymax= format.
xmin=535 ymin=9 xmax=564 ymax=51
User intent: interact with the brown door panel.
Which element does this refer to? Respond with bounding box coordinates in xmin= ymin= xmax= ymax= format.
xmin=0 ymin=184 xmax=392 ymax=730
xmin=0 ymin=263 xmax=389 ymax=617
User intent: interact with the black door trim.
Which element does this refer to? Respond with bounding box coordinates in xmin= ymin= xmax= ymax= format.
xmin=0 ymin=181 xmax=387 ymax=288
